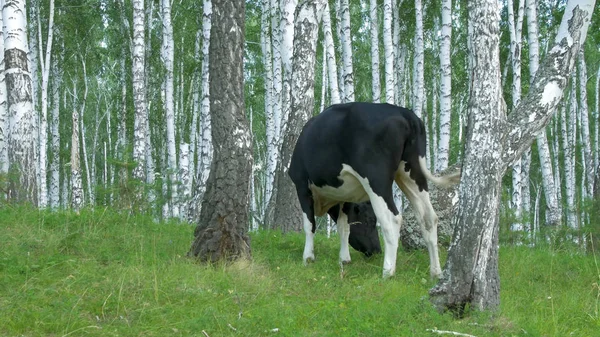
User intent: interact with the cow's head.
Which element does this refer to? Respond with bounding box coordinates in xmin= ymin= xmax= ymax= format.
xmin=347 ymin=202 xmax=381 ymax=257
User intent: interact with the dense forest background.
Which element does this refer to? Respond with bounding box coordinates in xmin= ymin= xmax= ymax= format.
xmin=1 ymin=0 xmax=599 ymax=241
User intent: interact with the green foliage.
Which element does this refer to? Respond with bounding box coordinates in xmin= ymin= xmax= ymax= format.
xmin=1 ymin=207 xmax=599 ymax=336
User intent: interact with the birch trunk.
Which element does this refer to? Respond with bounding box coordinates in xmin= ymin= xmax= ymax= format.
xmin=430 ymin=0 xmax=596 ymax=312
xmin=70 ymin=107 xmax=83 ymax=211
xmin=436 ymin=0 xmax=452 ymax=172
xmin=161 ymin=0 xmax=178 ymax=218
xmin=564 ymin=79 xmax=578 ymax=229
xmin=35 ymin=0 xmax=53 ymax=208
xmin=412 ymin=0 xmax=424 ymax=118
xmin=261 ymin=0 xmax=273 ymax=214
xmin=132 ymin=0 xmax=147 ymax=183
xmin=0 ymin=10 xmax=7 ymax=177
xmin=49 ymin=55 xmax=60 ymax=208
xmin=322 ymin=2 xmax=341 ymax=104
xmin=265 ymin=0 xmax=282 ymax=216
xmin=279 ymin=0 xmax=297 ymax=142
xmin=338 ymin=0 xmax=354 ymax=102
xmin=270 ymin=0 xmax=324 ymax=231
xmin=508 ymin=0 xmax=525 ymax=227
xmin=192 ymin=0 xmax=212 ymax=219
xmin=2 ymin=0 xmax=38 ymax=204
xmin=527 ymin=0 xmax=561 ymax=226
xmin=383 ymin=0 xmax=394 ymax=103
xmin=189 ymin=0 xmax=252 ymax=262
xmin=369 ymin=0 xmax=380 ymax=103
xmin=578 ymin=52 xmax=594 ymax=198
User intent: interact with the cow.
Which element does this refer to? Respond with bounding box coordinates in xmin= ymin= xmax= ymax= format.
xmin=288 ymin=102 xmax=460 ymax=278
xmin=346 ymin=202 xmax=381 ymax=257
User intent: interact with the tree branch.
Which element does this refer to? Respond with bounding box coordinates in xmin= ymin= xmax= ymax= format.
xmin=501 ymin=0 xmax=596 ymax=166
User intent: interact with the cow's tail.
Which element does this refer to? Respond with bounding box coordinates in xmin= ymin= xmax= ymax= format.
xmin=418 ymin=157 xmax=461 ymax=188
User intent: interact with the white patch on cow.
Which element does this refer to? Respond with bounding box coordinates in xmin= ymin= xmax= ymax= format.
xmin=337 ymin=209 xmax=351 ymax=263
xmin=338 ymin=164 xmax=400 ymax=278
xmin=540 ymin=81 xmax=561 ymax=107
xmin=309 ymin=168 xmax=370 ymax=216
xmin=396 ymin=161 xmax=442 ymax=278
xmin=302 ymin=213 xmax=315 ymax=264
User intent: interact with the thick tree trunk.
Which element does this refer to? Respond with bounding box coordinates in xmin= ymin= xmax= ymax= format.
xmin=430 ymin=0 xmax=595 ymax=313
xmin=269 ymin=0 xmax=324 ymax=232
xmin=189 ymin=0 xmax=252 ymax=262
xmin=3 ymin=0 xmax=38 ymax=204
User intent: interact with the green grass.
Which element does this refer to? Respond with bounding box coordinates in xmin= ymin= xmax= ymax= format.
xmin=1 ymin=206 xmax=599 ymax=336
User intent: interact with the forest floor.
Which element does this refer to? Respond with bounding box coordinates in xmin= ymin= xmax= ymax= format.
xmin=1 ymin=206 xmax=599 ymax=336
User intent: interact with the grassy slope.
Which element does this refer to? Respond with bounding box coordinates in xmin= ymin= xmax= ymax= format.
xmin=0 ymin=206 xmax=598 ymax=336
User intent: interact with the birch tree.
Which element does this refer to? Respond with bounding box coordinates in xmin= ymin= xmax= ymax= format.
xmin=270 ymin=0 xmax=324 ymax=231
xmin=412 ymin=0 xmax=424 ymax=118
xmin=338 ymin=0 xmax=354 ymax=102
xmin=0 ymin=10 xmax=7 ymax=178
xmin=507 ymin=0 xmax=525 ymax=228
xmin=527 ymin=0 xmax=561 ymax=226
xmin=430 ymin=0 xmax=596 ymax=312
xmin=564 ymin=79 xmax=577 ymax=229
xmin=161 ymin=0 xmax=178 ymax=217
xmin=436 ymin=0 xmax=452 ymax=172
xmin=35 ymin=0 xmax=54 ymax=208
xmin=189 ymin=0 xmax=252 ymax=262
xmin=191 ymin=0 xmax=212 ymax=220
xmin=370 ymin=0 xmax=380 ymax=103
xmin=578 ymin=52 xmax=594 ymax=198
xmin=132 ymin=0 xmax=147 ymax=184
xmin=2 ymin=0 xmax=38 ymax=204
xmin=322 ymin=2 xmax=340 ymax=104
xmin=70 ymin=106 xmax=83 ymax=212
xmin=383 ymin=0 xmax=394 ymax=103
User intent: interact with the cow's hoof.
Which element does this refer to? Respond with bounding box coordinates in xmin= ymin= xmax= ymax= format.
xmin=303 ymin=256 xmax=315 ymax=266
xmin=340 ymin=259 xmax=351 ymax=265
xmin=382 ymin=269 xmax=395 ymax=279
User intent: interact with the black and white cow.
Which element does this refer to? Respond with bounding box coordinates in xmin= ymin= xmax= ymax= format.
xmin=288 ymin=102 xmax=460 ymax=278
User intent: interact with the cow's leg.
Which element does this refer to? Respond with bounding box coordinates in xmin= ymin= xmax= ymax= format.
xmin=296 ymin=187 xmax=317 ymax=264
xmin=396 ymin=168 xmax=442 ymax=279
xmin=342 ymin=166 xmax=400 ymax=277
xmin=327 ymin=204 xmax=351 ymax=263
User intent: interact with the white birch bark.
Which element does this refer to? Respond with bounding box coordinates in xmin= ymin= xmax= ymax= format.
xmin=437 ymin=0 xmax=452 ymax=172
xmin=161 ymin=0 xmax=178 ymax=218
xmin=526 ymin=0 xmax=561 ymax=226
xmin=322 ymin=2 xmax=341 ymax=104
xmin=179 ymin=142 xmax=190 ymax=220
xmin=577 ymin=52 xmax=593 ymax=198
xmin=595 ymin=65 xmax=599 ymax=177
xmin=0 ymin=10 xmax=7 ymax=175
xmin=564 ymin=79 xmax=578 ymax=229
xmin=279 ymin=0 xmax=297 ymax=142
xmin=195 ymin=0 xmax=212 ymax=216
xmin=2 ymin=0 xmax=38 ymax=204
xmin=70 ymin=106 xmax=83 ymax=211
xmin=261 ymin=0 xmax=273 ymax=209
xmin=132 ymin=0 xmax=147 ymax=182
xmin=265 ymin=0 xmax=282 ymax=214
xmin=49 ymin=57 xmax=60 ymax=208
xmin=393 ymin=1 xmax=403 ymax=106
xmin=369 ymin=0 xmax=380 ymax=103
xmin=507 ymin=0 xmax=525 ymax=227
xmin=412 ymin=0 xmax=424 ymax=118
xmin=383 ymin=0 xmax=394 ymax=103
xmin=338 ymin=0 xmax=355 ymax=102
xmin=35 ymin=0 xmax=53 ymax=208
